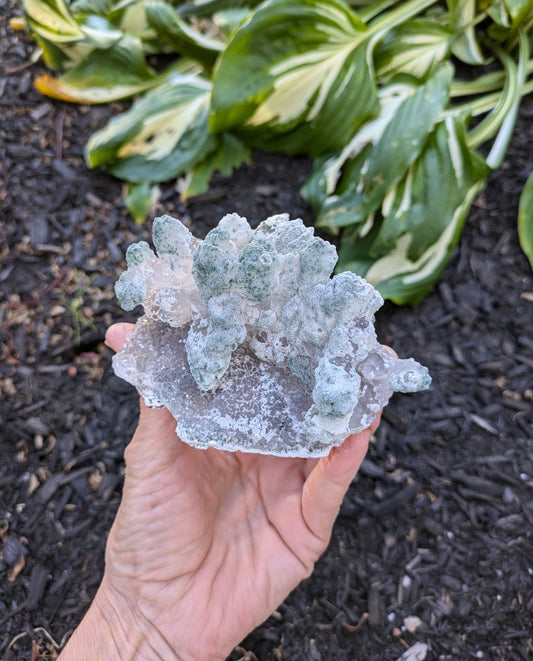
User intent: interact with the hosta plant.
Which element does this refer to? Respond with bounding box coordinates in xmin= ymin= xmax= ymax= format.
xmin=16 ymin=0 xmax=533 ymax=303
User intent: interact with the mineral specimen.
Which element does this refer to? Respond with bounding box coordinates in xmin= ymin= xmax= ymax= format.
xmin=113 ymin=213 xmax=431 ymax=457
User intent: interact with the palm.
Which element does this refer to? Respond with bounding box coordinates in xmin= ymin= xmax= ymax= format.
xmin=104 ymin=324 xmax=377 ymax=659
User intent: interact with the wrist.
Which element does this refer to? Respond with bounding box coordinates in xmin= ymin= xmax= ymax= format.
xmin=59 ymin=577 xmax=184 ymax=661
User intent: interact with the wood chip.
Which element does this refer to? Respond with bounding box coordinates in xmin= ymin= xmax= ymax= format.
xmin=403 ymin=616 xmax=423 ymax=633
xmin=395 ymin=642 xmax=429 ymax=661
xmin=470 ymin=413 xmax=498 ymax=435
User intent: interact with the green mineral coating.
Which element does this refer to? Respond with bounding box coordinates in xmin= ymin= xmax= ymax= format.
xmin=207 ymin=294 xmax=247 ymax=349
xmin=192 ymin=242 xmax=238 ymax=302
xmin=288 ymin=353 xmax=314 ymax=386
xmin=269 ymin=219 xmax=312 ymax=252
xmin=299 ymin=237 xmax=338 ymax=286
xmin=237 ymin=240 xmax=280 ymax=303
xmin=320 ymin=272 xmax=380 ymax=321
xmin=152 ymin=215 xmax=194 ymax=257
xmin=312 ymin=361 xmax=360 ymax=418
xmin=185 ymin=292 xmax=247 ymax=391
xmin=204 ymin=227 xmax=232 ymax=248
xmin=209 ymin=293 xmax=244 ymax=329
xmin=186 ymin=330 xmax=231 ymax=391
xmin=125 ymin=241 xmax=154 ymax=268
xmin=186 ymin=340 xmax=215 ymax=390
xmin=115 ymin=273 xmax=145 ymax=311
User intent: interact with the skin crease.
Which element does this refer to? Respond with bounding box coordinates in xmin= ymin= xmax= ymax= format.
xmin=59 ymin=322 xmax=385 ymax=661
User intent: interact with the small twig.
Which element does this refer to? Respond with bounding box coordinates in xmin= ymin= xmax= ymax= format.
xmin=2 ymin=625 xmax=67 ymax=658
xmin=4 ymin=60 xmax=35 ymax=75
xmin=6 ymin=631 xmax=28 ymax=650
xmin=0 ymin=602 xmax=26 ymax=629
xmin=33 ymin=626 xmax=64 ymax=650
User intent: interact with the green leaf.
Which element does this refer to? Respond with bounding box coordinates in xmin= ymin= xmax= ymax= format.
xmin=18 ymin=0 xmax=86 ymax=67
xmin=19 ymin=0 xmax=84 ymax=42
xmin=336 ymin=116 xmax=491 ymax=304
xmin=518 ymin=169 xmax=533 ymax=270
xmin=210 ymin=0 xmax=380 ymax=156
xmin=446 ymin=0 xmax=486 ymax=65
xmin=69 ymin=0 xmax=113 ymax=16
xmin=85 ymin=71 xmax=217 ymax=182
xmin=301 ymin=81 xmax=416 ymax=217
xmin=146 ymin=1 xmax=224 ymax=69
xmin=466 ymin=28 xmax=527 ymax=168
xmin=486 ymin=0 xmax=511 ymax=27
xmin=183 ymin=133 xmax=251 ymax=197
xmin=504 ymin=0 xmax=533 ymax=24
xmin=212 ymin=8 xmax=251 ymax=36
xmin=125 ymin=182 xmax=161 ymax=223
xmin=178 ymin=0 xmax=264 ymax=20
xmin=316 ymin=63 xmax=453 ymax=229
xmin=374 ymin=18 xmax=453 ymax=82
xmin=110 ymin=0 xmax=155 ymax=33
xmin=77 ymin=15 xmax=123 ymax=47
xmin=337 ymin=184 xmax=481 ymax=305
xmin=34 ymin=34 xmax=161 ymax=102
xmin=31 ymin=37 xmax=95 ymax=69
xmin=371 ymin=116 xmax=490 ymax=260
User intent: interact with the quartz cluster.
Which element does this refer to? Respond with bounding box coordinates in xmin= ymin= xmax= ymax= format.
xmin=113 ymin=213 xmax=430 ymax=457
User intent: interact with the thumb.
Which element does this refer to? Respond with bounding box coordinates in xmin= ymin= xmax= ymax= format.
xmin=105 ymin=322 xmax=136 ymax=352
xmin=127 ymin=400 xmax=185 ymax=480
xmin=302 ymin=412 xmax=381 ymax=542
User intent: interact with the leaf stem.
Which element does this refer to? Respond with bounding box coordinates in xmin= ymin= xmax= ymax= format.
xmin=486 ymin=28 xmax=530 ymax=167
xmin=465 ymin=44 xmax=518 ymax=149
xmin=450 ymin=59 xmax=533 ymax=97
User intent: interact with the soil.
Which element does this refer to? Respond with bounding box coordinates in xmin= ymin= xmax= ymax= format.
xmin=1 ymin=2 xmax=533 ymax=659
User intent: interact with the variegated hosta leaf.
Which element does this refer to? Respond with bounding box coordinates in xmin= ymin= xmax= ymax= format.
xmin=111 ymin=0 xmax=155 ymax=35
xmin=301 ymin=81 xmax=418 ymax=216
xmin=314 ymin=63 xmax=453 ymax=229
xmin=336 ymin=116 xmax=491 ymax=304
xmin=85 ymin=71 xmax=217 ymax=183
xmin=374 ymin=18 xmax=453 ymax=83
xmin=486 ymin=0 xmax=511 ymax=27
xmin=518 ymin=169 xmax=533 ymax=270
xmin=488 ymin=0 xmax=533 ymax=44
xmin=370 ymin=116 xmax=490 ymax=260
xmin=146 ymin=1 xmax=224 ymax=68
xmin=182 ymin=133 xmax=251 ymax=197
xmin=446 ymin=0 xmax=486 ymax=65
xmin=210 ymin=0 xmax=380 ymax=156
xmin=212 ymin=8 xmax=253 ymax=36
xmin=77 ymin=15 xmax=123 ymax=46
xmin=18 ymin=0 xmax=85 ymax=68
xmin=19 ymin=0 xmax=137 ymax=69
xmin=503 ymin=0 xmax=533 ymax=24
xmin=178 ymin=0 xmax=265 ymax=20
xmin=34 ymin=35 xmax=162 ymax=102
xmin=19 ymin=0 xmax=84 ymax=42
xmin=69 ymin=0 xmax=113 ymax=16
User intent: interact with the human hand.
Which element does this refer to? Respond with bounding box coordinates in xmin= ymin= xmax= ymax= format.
xmin=60 ymin=322 xmax=381 ymax=661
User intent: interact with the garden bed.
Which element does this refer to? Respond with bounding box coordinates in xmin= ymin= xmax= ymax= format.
xmin=1 ymin=2 xmax=533 ymax=658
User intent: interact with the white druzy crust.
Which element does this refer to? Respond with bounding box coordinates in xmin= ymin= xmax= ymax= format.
xmin=113 ymin=213 xmax=431 ymax=457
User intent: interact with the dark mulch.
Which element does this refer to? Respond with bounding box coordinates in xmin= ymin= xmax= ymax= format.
xmin=1 ymin=2 xmax=533 ymax=659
